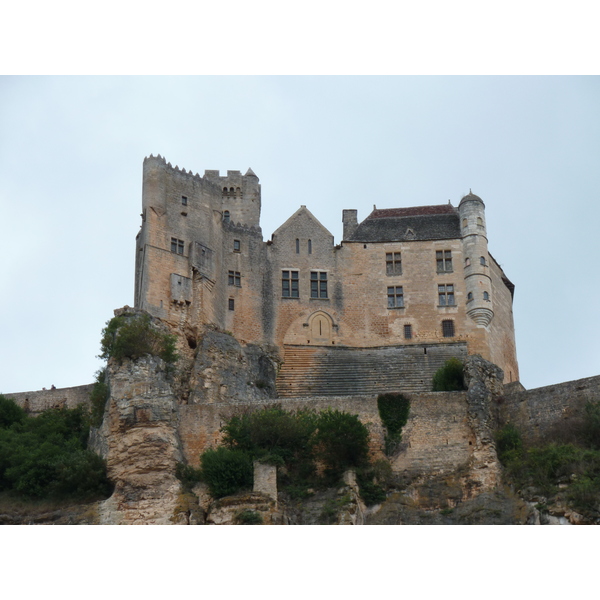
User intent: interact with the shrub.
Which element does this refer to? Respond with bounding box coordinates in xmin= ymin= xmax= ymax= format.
xmin=200 ymin=447 xmax=253 ymax=498
xmin=432 ymin=358 xmax=466 ymax=391
xmin=235 ymin=509 xmax=263 ymax=525
xmin=581 ymin=401 xmax=600 ymax=450
xmin=90 ymin=369 xmax=109 ymax=428
xmin=0 ymin=395 xmax=26 ymax=428
xmin=313 ymin=409 xmax=370 ymax=476
xmin=377 ymin=393 xmax=410 ymax=456
xmin=222 ymin=406 xmax=317 ymax=466
xmin=495 ymin=423 xmax=523 ymax=465
xmin=175 ymin=462 xmax=203 ymax=491
xmin=99 ymin=313 xmax=178 ymax=365
xmin=0 ymin=402 xmax=111 ymax=500
xmin=568 ymin=476 xmax=600 ymax=515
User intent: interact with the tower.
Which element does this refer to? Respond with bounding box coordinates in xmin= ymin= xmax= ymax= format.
xmin=459 ymin=191 xmax=493 ymax=327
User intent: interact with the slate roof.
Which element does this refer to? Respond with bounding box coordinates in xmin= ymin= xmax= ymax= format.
xmin=346 ymin=204 xmax=461 ymax=243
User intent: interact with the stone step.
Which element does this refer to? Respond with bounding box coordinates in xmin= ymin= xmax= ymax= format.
xmin=276 ymin=343 xmax=467 ymax=398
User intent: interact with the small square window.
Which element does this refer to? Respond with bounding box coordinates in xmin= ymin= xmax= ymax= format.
xmin=171 ymin=237 xmax=184 ymax=254
xmin=233 ymin=239 xmax=241 ymax=252
xmin=442 ymin=320 xmax=455 ymax=337
xmin=181 ymin=195 xmax=188 ymax=206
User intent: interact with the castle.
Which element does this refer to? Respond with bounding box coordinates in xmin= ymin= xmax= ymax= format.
xmin=135 ymin=155 xmax=519 ymax=395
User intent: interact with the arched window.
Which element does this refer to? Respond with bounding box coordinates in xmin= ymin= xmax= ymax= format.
xmin=229 ymin=187 xmax=235 ymax=197
xmin=236 ymin=187 xmax=242 ymax=198
xmin=462 ymin=218 xmax=468 ymax=228
xmin=465 ymin=257 xmax=471 ymax=267
xmin=223 ymin=210 xmax=230 ymax=223
xmin=222 ymin=187 xmax=228 ymax=197
xmin=477 ymin=217 xmax=484 ymax=228
xmin=480 ymin=256 xmax=486 ymax=266
xmin=483 ymin=291 xmax=490 ymax=301
xmin=467 ymin=292 xmax=473 ymax=301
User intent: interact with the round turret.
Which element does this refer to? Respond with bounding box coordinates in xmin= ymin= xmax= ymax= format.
xmin=459 ymin=190 xmax=493 ymax=328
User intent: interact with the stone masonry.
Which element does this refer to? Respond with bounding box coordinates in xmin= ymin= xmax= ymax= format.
xmin=134 ymin=156 xmax=519 ymax=386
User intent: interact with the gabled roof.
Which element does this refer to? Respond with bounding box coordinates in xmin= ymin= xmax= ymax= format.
xmin=272 ymin=205 xmax=334 ymax=240
xmin=346 ymin=204 xmax=460 ymax=243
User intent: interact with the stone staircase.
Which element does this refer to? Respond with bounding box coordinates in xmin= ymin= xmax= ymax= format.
xmin=276 ymin=343 xmax=468 ymax=398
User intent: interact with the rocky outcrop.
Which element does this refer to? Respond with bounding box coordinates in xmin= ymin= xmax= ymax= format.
xmin=91 ymin=355 xmax=183 ymax=525
xmin=462 ymin=354 xmax=504 ymax=494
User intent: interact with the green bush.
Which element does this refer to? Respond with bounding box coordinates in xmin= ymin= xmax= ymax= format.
xmin=0 ymin=399 xmax=112 ymax=500
xmin=377 ymin=393 xmax=410 ymax=456
xmin=200 ymin=447 xmax=253 ymax=498
xmin=175 ymin=462 xmax=203 ymax=491
xmin=235 ymin=509 xmax=263 ymax=525
xmin=99 ymin=313 xmax=178 ymax=365
xmin=495 ymin=423 xmax=523 ymax=465
xmin=432 ymin=358 xmax=466 ymax=391
xmin=581 ymin=401 xmax=600 ymax=449
xmin=568 ymin=476 xmax=600 ymax=515
xmin=0 ymin=395 xmax=26 ymax=428
xmin=313 ymin=409 xmax=370 ymax=476
xmin=222 ymin=406 xmax=317 ymax=465
xmin=90 ymin=369 xmax=109 ymax=428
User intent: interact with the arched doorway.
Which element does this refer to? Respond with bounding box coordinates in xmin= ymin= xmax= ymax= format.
xmin=308 ymin=311 xmax=333 ymax=345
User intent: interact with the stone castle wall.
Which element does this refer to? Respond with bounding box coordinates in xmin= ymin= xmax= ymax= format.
xmin=6 ymin=384 xmax=94 ymax=416
xmin=177 ymin=392 xmax=473 ymax=478
xmin=499 ymin=374 xmax=600 ymax=444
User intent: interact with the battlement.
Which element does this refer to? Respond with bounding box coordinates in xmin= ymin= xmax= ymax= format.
xmin=143 ymin=155 xmax=259 ymax=189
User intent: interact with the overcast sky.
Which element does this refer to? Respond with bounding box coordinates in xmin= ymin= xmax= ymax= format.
xmin=1 ymin=76 xmax=599 ymax=393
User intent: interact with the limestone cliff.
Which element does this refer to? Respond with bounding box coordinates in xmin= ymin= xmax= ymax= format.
xmin=81 ymin=307 xmax=533 ymax=524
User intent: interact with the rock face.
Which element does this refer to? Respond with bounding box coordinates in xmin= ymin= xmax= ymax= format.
xmin=85 ymin=309 xmax=520 ymax=524
xmin=462 ymin=354 xmax=504 ymax=493
xmin=91 ymin=355 xmax=183 ymax=525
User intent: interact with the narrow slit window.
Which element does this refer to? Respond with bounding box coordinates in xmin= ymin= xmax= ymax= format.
xmin=308 ymin=239 xmax=312 ymax=254
xmin=181 ymin=195 xmax=188 ymax=206
xmin=228 ymin=298 xmax=234 ymax=311
xmin=296 ymin=239 xmax=300 ymax=254
xmin=223 ymin=210 xmax=230 ymax=223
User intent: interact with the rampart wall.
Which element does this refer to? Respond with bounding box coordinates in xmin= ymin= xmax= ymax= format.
xmin=6 ymin=384 xmax=93 ymax=416
xmin=178 ymin=392 xmax=472 ymax=477
xmin=499 ymin=374 xmax=600 ymax=444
